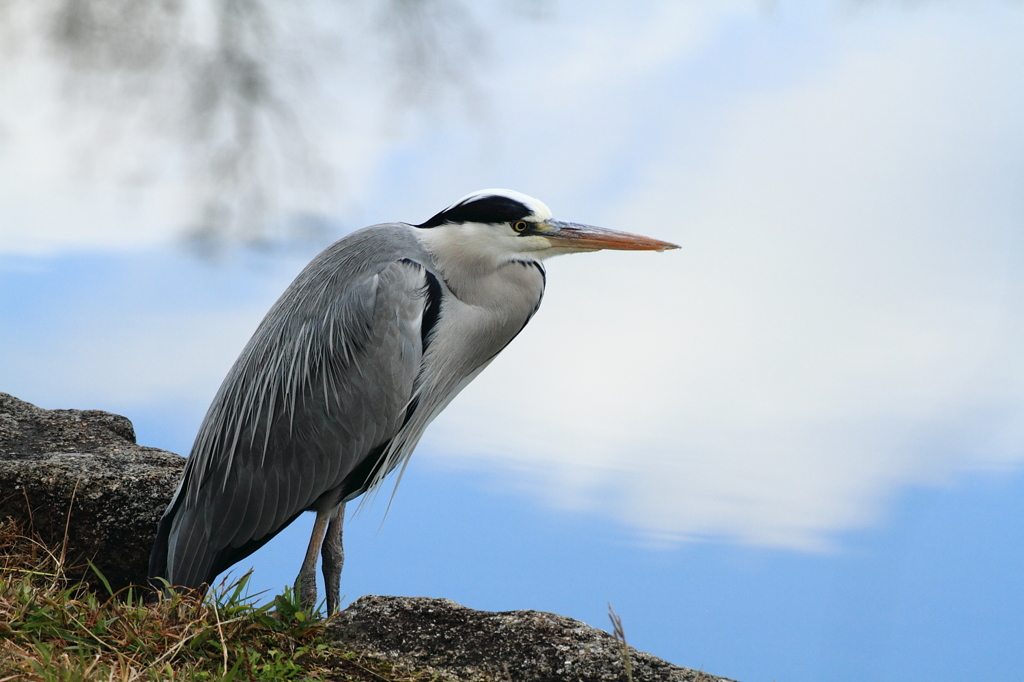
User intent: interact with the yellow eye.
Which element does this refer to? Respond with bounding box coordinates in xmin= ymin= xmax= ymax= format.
xmin=513 ymin=221 xmax=529 ymax=233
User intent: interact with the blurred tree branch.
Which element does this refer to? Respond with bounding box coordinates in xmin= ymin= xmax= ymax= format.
xmin=0 ymin=0 xmax=494 ymax=249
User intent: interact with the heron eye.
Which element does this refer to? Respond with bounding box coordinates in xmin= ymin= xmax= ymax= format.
xmin=513 ymin=221 xmax=529 ymax=233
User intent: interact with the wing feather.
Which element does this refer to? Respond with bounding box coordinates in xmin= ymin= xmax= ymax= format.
xmin=152 ymin=225 xmax=437 ymax=587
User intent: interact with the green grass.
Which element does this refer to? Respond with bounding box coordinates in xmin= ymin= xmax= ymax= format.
xmin=0 ymin=519 xmax=449 ymax=682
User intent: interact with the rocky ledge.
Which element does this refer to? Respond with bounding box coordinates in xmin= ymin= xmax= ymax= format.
xmin=1 ymin=392 xmax=735 ymax=681
xmin=0 ymin=392 xmax=185 ymax=591
xmin=331 ymin=595 xmax=733 ymax=682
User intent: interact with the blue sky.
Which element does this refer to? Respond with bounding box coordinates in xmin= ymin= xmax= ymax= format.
xmin=2 ymin=2 xmax=1023 ymax=680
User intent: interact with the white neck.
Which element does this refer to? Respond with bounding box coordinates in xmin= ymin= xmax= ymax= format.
xmin=412 ymin=223 xmax=546 ymax=308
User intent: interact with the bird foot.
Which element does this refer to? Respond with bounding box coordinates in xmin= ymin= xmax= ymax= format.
xmin=295 ymin=569 xmax=318 ymax=614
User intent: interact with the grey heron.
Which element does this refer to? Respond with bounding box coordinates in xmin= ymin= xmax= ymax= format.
xmin=149 ymin=189 xmax=678 ymax=615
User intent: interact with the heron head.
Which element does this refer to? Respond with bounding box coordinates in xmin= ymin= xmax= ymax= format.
xmin=415 ymin=189 xmax=679 ymax=264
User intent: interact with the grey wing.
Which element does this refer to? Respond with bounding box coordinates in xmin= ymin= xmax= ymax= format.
xmin=153 ymin=231 xmax=434 ymax=588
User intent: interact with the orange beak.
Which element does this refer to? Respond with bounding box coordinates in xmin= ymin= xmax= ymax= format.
xmin=543 ymin=220 xmax=679 ymax=252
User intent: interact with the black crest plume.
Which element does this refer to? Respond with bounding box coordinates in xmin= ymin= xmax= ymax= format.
xmin=417 ymin=194 xmax=532 ymax=228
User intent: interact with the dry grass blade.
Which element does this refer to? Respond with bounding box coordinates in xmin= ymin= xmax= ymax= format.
xmin=58 ymin=474 xmax=83 ymax=569
xmin=608 ymin=603 xmax=634 ymax=682
xmin=212 ymin=597 xmax=230 ymax=676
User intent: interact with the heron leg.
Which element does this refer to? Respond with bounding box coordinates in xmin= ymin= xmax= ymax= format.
xmin=296 ymin=510 xmax=330 ymax=613
xmin=321 ymin=502 xmax=346 ymax=616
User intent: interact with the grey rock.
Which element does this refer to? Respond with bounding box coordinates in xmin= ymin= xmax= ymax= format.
xmin=330 ymin=595 xmax=735 ymax=682
xmin=0 ymin=392 xmax=185 ymax=592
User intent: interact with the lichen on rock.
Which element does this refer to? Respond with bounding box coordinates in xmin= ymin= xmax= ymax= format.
xmin=330 ymin=594 xmax=735 ymax=682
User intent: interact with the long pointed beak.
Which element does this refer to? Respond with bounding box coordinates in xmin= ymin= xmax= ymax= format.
xmin=543 ymin=220 xmax=679 ymax=252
